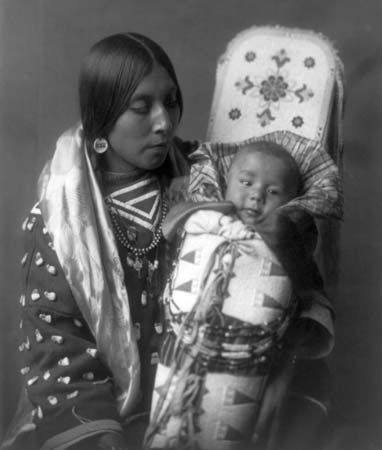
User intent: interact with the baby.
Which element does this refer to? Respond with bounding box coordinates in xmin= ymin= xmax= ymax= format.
xmin=145 ymin=141 xmax=333 ymax=450
xmin=225 ymin=141 xmax=301 ymax=227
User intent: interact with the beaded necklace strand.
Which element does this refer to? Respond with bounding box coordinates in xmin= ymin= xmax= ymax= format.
xmin=106 ymin=198 xmax=168 ymax=257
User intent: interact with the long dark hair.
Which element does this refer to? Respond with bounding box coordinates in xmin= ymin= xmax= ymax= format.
xmin=79 ymin=32 xmax=183 ymax=148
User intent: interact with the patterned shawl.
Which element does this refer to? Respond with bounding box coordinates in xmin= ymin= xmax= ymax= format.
xmin=36 ymin=125 xmax=191 ymax=416
xmin=1 ymin=126 xmax=191 ymax=448
xmin=38 ymin=124 xmax=141 ymax=415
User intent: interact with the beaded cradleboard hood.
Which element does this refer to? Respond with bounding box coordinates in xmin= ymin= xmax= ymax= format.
xmin=206 ymin=25 xmax=345 ymax=162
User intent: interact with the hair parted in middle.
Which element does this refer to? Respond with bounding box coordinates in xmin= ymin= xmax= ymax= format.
xmin=79 ymin=32 xmax=183 ymax=149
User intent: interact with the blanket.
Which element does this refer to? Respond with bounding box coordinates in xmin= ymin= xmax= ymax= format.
xmin=145 ymin=206 xmax=334 ymax=449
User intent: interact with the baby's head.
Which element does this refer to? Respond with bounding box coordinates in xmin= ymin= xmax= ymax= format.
xmin=225 ymin=141 xmax=302 ymax=226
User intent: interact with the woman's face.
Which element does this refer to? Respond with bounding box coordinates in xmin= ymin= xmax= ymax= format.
xmin=105 ymin=63 xmax=181 ymax=173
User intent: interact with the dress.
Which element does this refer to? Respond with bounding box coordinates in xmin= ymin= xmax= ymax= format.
xmin=2 ymin=126 xmax=193 ymax=450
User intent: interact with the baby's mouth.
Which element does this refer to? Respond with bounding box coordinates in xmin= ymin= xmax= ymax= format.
xmin=243 ymin=207 xmax=262 ymax=216
xmin=240 ymin=208 xmax=263 ymax=222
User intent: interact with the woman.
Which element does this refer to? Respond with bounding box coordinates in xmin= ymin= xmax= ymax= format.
xmin=3 ymin=33 xmax=194 ymax=450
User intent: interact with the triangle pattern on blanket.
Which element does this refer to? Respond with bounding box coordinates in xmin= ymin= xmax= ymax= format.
xmin=154 ymin=383 xmax=169 ymax=399
xmin=269 ymin=262 xmax=285 ymax=276
xmin=261 ymin=259 xmax=286 ymax=276
xmin=181 ymin=250 xmax=197 ymax=264
xmin=263 ymin=294 xmax=285 ymax=310
xmin=254 ymin=291 xmax=285 ymax=310
xmin=224 ymin=387 xmax=257 ymax=406
xmin=216 ymin=423 xmax=245 ymax=441
xmin=174 ymin=280 xmax=193 ymax=293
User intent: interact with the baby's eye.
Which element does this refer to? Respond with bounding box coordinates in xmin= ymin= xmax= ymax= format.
xmin=267 ymin=188 xmax=279 ymax=195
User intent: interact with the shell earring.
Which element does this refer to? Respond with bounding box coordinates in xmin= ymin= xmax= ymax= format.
xmin=93 ymin=138 xmax=109 ymax=154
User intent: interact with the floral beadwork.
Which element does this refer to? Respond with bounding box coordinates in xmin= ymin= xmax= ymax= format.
xmin=257 ymin=109 xmax=276 ymax=127
xmin=245 ymin=51 xmax=256 ymax=62
xmin=292 ymin=116 xmax=304 ymax=128
xmin=295 ymin=84 xmax=314 ymax=103
xmin=260 ymin=75 xmax=288 ymax=102
xmin=304 ymin=57 xmax=315 ymax=68
xmin=228 ymin=108 xmax=242 ymax=120
xmin=235 ymin=76 xmax=254 ymax=95
xmin=271 ymin=49 xmax=290 ymax=68
xmin=234 ymin=48 xmax=315 ymax=128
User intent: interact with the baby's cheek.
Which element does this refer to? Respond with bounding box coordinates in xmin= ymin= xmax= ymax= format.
xmin=271 ymin=197 xmax=287 ymax=210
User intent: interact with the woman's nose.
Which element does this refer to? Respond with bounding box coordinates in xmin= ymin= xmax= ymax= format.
xmin=152 ymin=104 xmax=172 ymax=134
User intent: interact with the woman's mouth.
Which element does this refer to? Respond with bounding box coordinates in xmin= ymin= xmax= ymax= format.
xmin=147 ymin=142 xmax=168 ymax=151
xmin=144 ymin=142 xmax=169 ymax=168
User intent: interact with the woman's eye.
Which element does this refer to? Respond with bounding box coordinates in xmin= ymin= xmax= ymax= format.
xmin=240 ymin=180 xmax=251 ymax=186
xmin=165 ymin=96 xmax=179 ymax=108
xmin=130 ymin=101 xmax=150 ymax=114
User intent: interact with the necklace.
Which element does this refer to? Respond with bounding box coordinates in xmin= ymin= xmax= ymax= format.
xmin=107 ymin=198 xmax=168 ymax=257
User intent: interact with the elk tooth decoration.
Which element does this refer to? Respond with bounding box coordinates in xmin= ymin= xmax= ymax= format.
xmin=20 ymin=366 xmax=30 ymax=375
xmin=57 ymin=376 xmax=71 ymax=385
xmin=51 ymin=335 xmax=64 ymax=344
xmin=58 ymin=357 xmax=70 ymax=366
xmin=47 ymin=396 xmax=58 ymax=406
xmin=46 ymin=264 xmax=57 ymax=276
xmin=35 ymin=252 xmax=44 ymax=266
xmin=44 ymin=291 xmax=57 ymax=301
xmin=27 ymin=376 xmax=39 ymax=386
xmin=31 ymin=289 xmax=40 ymax=301
xmin=35 ymin=329 xmax=44 ymax=343
xmin=39 ymin=313 xmax=52 ymax=324
xmin=86 ymin=348 xmax=98 ymax=358
xmin=67 ymin=390 xmax=79 ymax=400
xmin=20 ymin=253 xmax=28 ymax=266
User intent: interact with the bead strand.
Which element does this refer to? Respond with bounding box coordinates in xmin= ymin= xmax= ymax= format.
xmin=108 ymin=200 xmax=168 ymax=256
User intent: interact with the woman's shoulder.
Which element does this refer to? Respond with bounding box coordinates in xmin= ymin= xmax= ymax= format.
xmin=20 ymin=202 xmax=82 ymax=317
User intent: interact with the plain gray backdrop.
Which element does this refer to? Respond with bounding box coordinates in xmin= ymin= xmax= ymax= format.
xmin=1 ymin=1 xmax=381 ymax=448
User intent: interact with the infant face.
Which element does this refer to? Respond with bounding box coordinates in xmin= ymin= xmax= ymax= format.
xmin=225 ymin=146 xmax=299 ymax=226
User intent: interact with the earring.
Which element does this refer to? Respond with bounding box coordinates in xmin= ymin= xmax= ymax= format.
xmin=93 ymin=138 xmax=109 ymax=154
